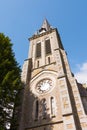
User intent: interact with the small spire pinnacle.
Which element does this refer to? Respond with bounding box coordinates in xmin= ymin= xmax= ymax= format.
xmin=41 ymin=18 xmax=51 ymax=31
xmin=39 ymin=18 xmax=52 ymax=33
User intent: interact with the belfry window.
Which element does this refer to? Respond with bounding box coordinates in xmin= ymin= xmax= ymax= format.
xmin=35 ymin=100 xmax=39 ymax=119
xmin=50 ymin=97 xmax=55 ymax=116
xmin=45 ymin=39 xmax=51 ymax=55
xmin=36 ymin=42 xmax=41 ymax=58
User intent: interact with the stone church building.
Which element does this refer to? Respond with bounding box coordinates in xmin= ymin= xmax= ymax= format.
xmin=18 ymin=19 xmax=87 ymax=130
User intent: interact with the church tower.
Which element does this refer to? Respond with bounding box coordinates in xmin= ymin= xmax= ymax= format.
xmin=19 ymin=19 xmax=87 ymax=130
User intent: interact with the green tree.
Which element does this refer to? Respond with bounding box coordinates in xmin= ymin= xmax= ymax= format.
xmin=0 ymin=33 xmax=22 ymax=130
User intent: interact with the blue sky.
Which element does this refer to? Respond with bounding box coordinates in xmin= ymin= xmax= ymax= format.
xmin=0 ymin=0 xmax=87 ymax=83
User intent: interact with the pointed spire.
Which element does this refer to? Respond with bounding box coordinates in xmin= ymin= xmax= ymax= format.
xmin=39 ymin=18 xmax=52 ymax=33
xmin=41 ymin=18 xmax=51 ymax=31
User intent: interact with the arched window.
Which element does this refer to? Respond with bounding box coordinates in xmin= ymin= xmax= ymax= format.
xmin=50 ymin=97 xmax=55 ymax=116
xmin=35 ymin=100 xmax=39 ymax=119
xmin=42 ymin=99 xmax=46 ymax=119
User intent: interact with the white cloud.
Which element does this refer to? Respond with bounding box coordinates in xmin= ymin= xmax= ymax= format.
xmin=75 ymin=62 xmax=87 ymax=83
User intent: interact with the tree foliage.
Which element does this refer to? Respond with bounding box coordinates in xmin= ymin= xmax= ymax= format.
xmin=0 ymin=33 xmax=22 ymax=129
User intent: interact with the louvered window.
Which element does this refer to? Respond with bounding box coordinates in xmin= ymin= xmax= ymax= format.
xmin=45 ymin=39 xmax=51 ymax=55
xmin=36 ymin=42 xmax=41 ymax=58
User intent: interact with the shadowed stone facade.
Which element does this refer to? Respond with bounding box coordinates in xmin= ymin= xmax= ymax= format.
xmin=18 ymin=19 xmax=87 ymax=130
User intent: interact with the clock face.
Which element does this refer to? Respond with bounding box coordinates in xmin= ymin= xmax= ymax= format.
xmin=36 ymin=79 xmax=53 ymax=94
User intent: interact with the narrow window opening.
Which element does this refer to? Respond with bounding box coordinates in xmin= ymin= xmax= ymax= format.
xmin=51 ymin=97 xmax=55 ymax=117
xmin=42 ymin=99 xmax=46 ymax=119
xmin=48 ymin=57 xmax=50 ymax=64
xmin=45 ymin=39 xmax=51 ymax=55
xmin=35 ymin=100 xmax=39 ymax=119
xmin=36 ymin=42 xmax=41 ymax=58
xmin=37 ymin=60 xmax=39 ymax=67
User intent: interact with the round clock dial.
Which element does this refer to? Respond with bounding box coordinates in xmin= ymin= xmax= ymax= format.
xmin=36 ymin=79 xmax=53 ymax=94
